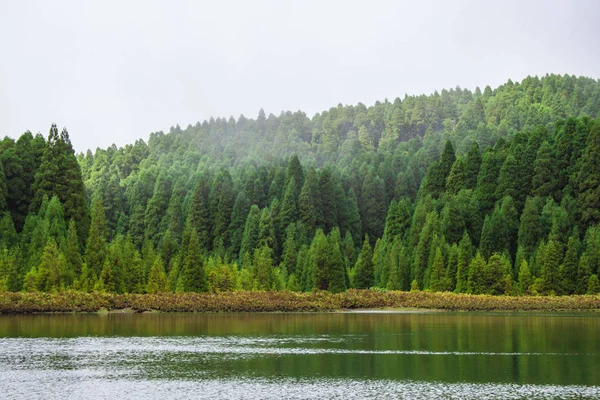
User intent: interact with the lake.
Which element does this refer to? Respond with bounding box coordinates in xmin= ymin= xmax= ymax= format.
xmin=0 ymin=312 xmax=598 ymax=399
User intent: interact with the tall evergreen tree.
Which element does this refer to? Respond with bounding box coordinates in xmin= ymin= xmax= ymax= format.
xmin=353 ymin=236 xmax=374 ymax=289
xmin=84 ymin=200 xmax=107 ymax=276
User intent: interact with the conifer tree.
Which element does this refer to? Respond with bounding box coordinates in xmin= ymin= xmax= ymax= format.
xmin=209 ymin=169 xmax=235 ymax=249
xmin=345 ymin=188 xmax=362 ymax=247
xmin=561 ymin=236 xmax=579 ymax=294
xmin=429 ymin=247 xmax=446 ymax=292
xmin=531 ymin=141 xmax=557 ymax=198
xmin=445 ymin=158 xmax=467 ymax=195
xmin=298 ymin=167 xmax=319 ymax=236
xmin=185 ymin=230 xmax=208 ymax=292
xmin=186 ymin=176 xmax=212 ymax=251
xmin=588 ymin=274 xmax=600 ymax=294
xmin=228 ymin=191 xmax=251 ymax=258
xmin=353 ymin=236 xmax=374 ymax=289
xmin=464 ymin=141 xmax=482 ymax=189
xmin=239 ymin=205 xmax=261 ymax=260
xmin=85 ymin=200 xmax=107 ymax=276
xmin=147 ymin=256 xmax=168 ymax=293
xmin=252 ymin=245 xmax=273 ymax=291
xmin=517 ymin=259 xmax=533 ymax=295
xmin=278 ymin=178 xmax=298 ymax=234
xmin=542 ymin=240 xmax=563 ymax=295
xmin=575 ymin=120 xmax=600 ymax=229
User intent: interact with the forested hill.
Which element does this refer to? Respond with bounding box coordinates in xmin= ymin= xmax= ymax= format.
xmin=1 ymin=73 xmax=600 ymax=296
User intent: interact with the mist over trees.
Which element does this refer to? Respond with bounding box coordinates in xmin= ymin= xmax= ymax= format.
xmin=1 ymin=74 xmax=600 ymax=295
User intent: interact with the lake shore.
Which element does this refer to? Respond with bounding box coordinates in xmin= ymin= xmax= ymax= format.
xmin=1 ymin=289 xmax=599 ymax=314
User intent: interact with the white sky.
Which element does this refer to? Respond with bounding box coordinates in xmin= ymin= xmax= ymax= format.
xmin=1 ymin=0 xmax=599 ymax=152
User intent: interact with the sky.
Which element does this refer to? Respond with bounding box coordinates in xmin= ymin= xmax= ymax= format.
xmin=0 ymin=0 xmax=599 ymax=152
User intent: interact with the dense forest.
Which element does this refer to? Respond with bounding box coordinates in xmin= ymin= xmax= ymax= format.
xmin=1 ymin=74 xmax=600 ymax=296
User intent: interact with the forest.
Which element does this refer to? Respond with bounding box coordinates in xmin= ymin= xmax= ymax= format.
xmin=1 ymin=73 xmax=600 ymax=297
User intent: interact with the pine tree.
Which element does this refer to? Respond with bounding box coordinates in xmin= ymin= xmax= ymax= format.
xmin=467 ymin=252 xmax=486 ymax=294
xmin=36 ymin=238 xmax=65 ymax=292
xmin=517 ymin=196 xmax=543 ymax=266
xmin=485 ymin=254 xmax=506 ymax=295
xmin=285 ymin=155 xmax=304 ymax=198
xmin=345 ymin=188 xmax=362 ymax=247
xmin=588 ymin=274 xmax=600 ymax=295
xmin=542 ymin=240 xmax=563 ymax=295
xmin=455 ymin=232 xmax=473 ymax=293
xmin=186 ymin=176 xmax=212 ymax=251
xmin=353 ymin=236 xmax=374 ymax=289
xmin=517 ymin=259 xmax=533 ymax=295
xmin=359 ymin=172 xmax=387 ymax=243
xmin=64 ymin=220 xmax=82 ymax=285
xmin=280 ymin=224 xmax=297 ymax=276
xmin=532 ymin=141 xmax=557 ymax=198
xmin=318 ymin=167 xmax=338 ymax=232
xmin=209 ymin=169 xmax=235 ymax=249
xmin=184 ymin=230 xmax=208 ymax=292
xmin=445 ymin=158 xmax=467 ymax=195
xmin=279 ymin=177 xmax=298 ymax=234
xmin=147 ymin=256 xmax=168 ymax=293
xmin=575 ymin=120 xmax=600 ymax=229
xmin=464 ymin=141 xmax=482 ymax=189
xmin=31 ymin=126 xmax=89 ymax=245
xmin=239 ymin=205 xmax=261 ymax=260
xmin=298 ymin=167 xmax=319 ymax=236
xmin=475 ymin=151 xmax=503 ymax=214
xmin=253 ymin=245 xmax=273 ymax=291
xmin=561 ymin=236 xmax=579 ymax=294
xmin=85 ymin=200 xmax=107 ymax=276
xmin=327 ymin=228 xmax=347 ymax=293
xmin=144 ymin=172 xmax=172 ymax=246
xmin=228 ymin=191 xmax=251 ymax=258
xmin=413 ymin=211 xmax=438 ymax=289
xmin=429 ymin=247 xmax=446 ymax=292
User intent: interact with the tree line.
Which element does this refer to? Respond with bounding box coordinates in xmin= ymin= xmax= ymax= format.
xmin=0 ymin=74 xmax=599 ymax=295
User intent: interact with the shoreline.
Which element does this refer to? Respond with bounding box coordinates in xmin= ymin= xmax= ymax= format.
xmin=1 ymin=290 xmax=599 ymax=314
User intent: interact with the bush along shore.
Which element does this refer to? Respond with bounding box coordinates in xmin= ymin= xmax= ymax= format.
xmin=0 ymin=289 xmax=599 ymax=314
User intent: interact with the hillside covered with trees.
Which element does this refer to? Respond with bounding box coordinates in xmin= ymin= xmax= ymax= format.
xmin=1 ymin=74 xmax=600 ymax=297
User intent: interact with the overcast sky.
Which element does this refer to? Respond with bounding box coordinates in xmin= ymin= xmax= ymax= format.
xmin=1 ymin=0 xmax=599 ymax=152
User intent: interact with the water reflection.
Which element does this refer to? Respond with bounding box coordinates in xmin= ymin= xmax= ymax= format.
xmin=0 ymin=312 xmax=598 ymax=398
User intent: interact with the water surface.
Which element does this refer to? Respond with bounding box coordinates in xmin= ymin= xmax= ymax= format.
xmin=0 ymin=312 xmax=598 ymax=399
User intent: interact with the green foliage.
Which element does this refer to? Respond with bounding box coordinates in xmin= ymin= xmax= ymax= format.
xmin=2 ymin=78 xmax=600 ymax=298
xmin=353 ymin=236 xmax=374 ymax=289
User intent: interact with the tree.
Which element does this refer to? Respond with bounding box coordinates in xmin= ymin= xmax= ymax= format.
xmin=532 ymin=141 xmax=557 ymax=198
xmin=542 ymin=240 xmax=563 ymax=295
xmin=186 ymin=176 xmax=212 ymax=251
xmin=455 ymin=232 xmax=473 ymax=293
xmin=298 ymin=167 xmax=319 ymax=235
xmin=445 ymin=158 xmax=467 ymax=195
xmin=353 ymin=236 xmax=374 ymax=289
xmin=464 ymin=141 xmax=482 ymax=189
xmin=279 ymin=177 xmax=299 ymax=233
xmin=429 ymin=247 xmax=446 ymax=292
xmin=517 ymin=259 xmax=533 ymax=295
xmin=467 ymin=252 xmax=486 ymax=294
xmin=85 ymin=200 xmax=107 ymax=276
xmin=144 ymin=172 xmax=172 ymax=246
xmin=318 ymin=167 xmax=338 ymax=232
xmin=31 ymin=126 xmax=89 ymax=245
xmin=147 ymin=256 xmax=168 ymax=293
xmin=184 ymin=230 xmax=208 ymax=292
xmin=36 ymin=238 xmax=66 ymax=292
xmin=561 ymin=236 xmax=579 ymax=294
xmin=239 ymin=205 xmax=261 ymax=261
xmin=575 ymin=120 xmax=600 ymax=229
xmin=209 ymin=169 xmax=235 ymax=249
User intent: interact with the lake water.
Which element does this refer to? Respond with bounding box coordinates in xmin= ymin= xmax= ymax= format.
xmin=0 ymin=312 xmax=598 ymax=399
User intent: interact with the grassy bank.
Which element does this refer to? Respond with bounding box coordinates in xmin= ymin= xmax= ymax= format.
xmin=1 ymin=290 xmax=600 ymax=314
